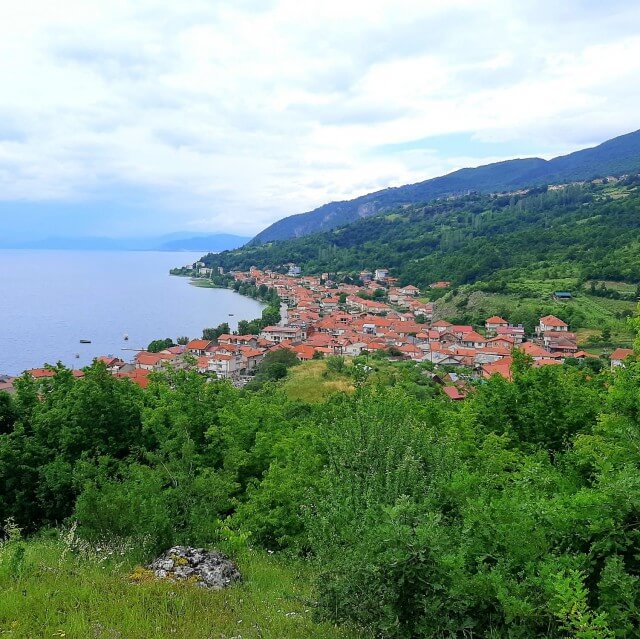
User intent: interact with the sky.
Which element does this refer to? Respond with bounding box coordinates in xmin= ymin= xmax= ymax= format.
xmin=1 ymin=0 xmax=639 ymax=240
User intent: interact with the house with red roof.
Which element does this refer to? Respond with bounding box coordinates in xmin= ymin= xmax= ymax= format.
xmin=610 ymin=348 xmax=634 ymax=367
xmin=24 ymin=367 xmax=84 ymax=379
xmin=397 ymin=343 xmax=423 ymax=360
xmin=135 ymin=351 xmax=175 ymax=371
xmin=573 ymin=351 xmax=597 ymax=359
xmin=260 ymin=325 xmax=305 ymax=343
xmin=25 ymin=368 xmax=56 ymax=378
xmin=486 ymin=335 xmax=515 ymax=350
xmin=448 ymin=347 xmax=477 ymax=366
xmin=537 ymin=315 xmax=568 ymax=334
xmin=115 ymin=368 xmax=152 ymax=389
xmin=542 ymin=332 xmax=578 ymax=355
xmin=291 ymin=344 xmax=317 ymax=361
xmin=482 ymin=357 xmax=513 ymax=381
xmin=474 ymin=346 xmax=512 ymax=365
xmin=519 ymin=342 xmax=558 ymax=361
xmin=397 ymin=285 xmax=420 ymax=297
xmin=218 ymin=334 xmax=258 ymax=348
xmin=204 ymin=352 xmax=244 ymax=379
xmin=94 ymin=356 xmax=126 ymax=372
xmin=442 ymin=386 xmax=466 ymax=400
xmin=345 ymin=296 xmax=390 ymax=315
xmin=431 ymin=320 xmax=453 ymax=333
xmin=495 ymin=325 xmax=525 ymax=343
xmin=237 ymin=346 xmax=265 ymax=371
xmin=186 ymin=339 xmax=212 ymax=356
xmin=0 ymin=375 xmax=16 ymax=394
xmin=485 ymin=316 xmax=509 ymax=333
xmin=460 ymin=331 xmax=486 ymax=348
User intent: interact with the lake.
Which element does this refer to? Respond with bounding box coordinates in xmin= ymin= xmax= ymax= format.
xmin=0 ymin=250 xmax=265 ymax=375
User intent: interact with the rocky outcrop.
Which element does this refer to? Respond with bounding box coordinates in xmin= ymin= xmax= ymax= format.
xmin=147 ymin=546 xmax=242 ymax=589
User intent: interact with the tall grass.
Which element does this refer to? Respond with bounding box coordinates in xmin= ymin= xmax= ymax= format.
xmin=0 ymin=530 xmax=367 ymax=639
xmin=282 ymin=361 xmax=354 ymax=403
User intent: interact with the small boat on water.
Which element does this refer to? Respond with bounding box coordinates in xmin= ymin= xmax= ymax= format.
xmin=123 ymin=334 xmax=129 ymax=341
xmin=79 ymin=339 xmax=91 ymax=344
xmin=228 ymin=313 xmax=234 ymax=316
xmin=75 ymin=353 xmax=80 ymax=359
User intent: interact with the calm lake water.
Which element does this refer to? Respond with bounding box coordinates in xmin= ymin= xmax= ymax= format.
xmin=0 ymin=250 xmax=264 ymax=375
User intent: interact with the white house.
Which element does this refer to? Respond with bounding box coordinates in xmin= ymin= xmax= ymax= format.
xmin=537 ymin=315 xmax=568 ymax=334
xmin=259 ymin=325 xmax=305 ymax=343
xmin=374 ymin=268 xmax=389 ymax=282
xmin=610 ymin=348 xmax=634 ymax=367
xmin=485 ymin=316 xmax=509 ymax=335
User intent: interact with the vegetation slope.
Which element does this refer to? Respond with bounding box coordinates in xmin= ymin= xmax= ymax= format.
xmin=251 ymin=129 xmax=640 ymax=243
xmin=3 ymin=343 xmax=640 ymax=637
xmin=202 ymin=175 xmax=640 ymax=337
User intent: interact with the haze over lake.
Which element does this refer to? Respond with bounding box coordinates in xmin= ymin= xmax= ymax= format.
xmin=0 ymin=250 xmax=264 ymax=376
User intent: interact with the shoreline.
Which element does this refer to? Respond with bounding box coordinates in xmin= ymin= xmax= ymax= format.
xmin=1 ymin=266 xmax=265 ymax=377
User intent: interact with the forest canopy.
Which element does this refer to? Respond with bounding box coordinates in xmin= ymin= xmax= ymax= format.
xmin=200 ymin=176 xmax=640 ymax=288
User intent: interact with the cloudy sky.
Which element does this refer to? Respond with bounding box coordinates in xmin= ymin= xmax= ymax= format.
xmin=1 ymin=0 xmax=639 ymax=240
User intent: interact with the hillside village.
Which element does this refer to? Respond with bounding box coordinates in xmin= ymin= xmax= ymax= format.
xmin=7 ymin=266 xmax=634 ymax=398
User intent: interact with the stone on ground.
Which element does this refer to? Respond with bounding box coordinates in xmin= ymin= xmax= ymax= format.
xmin=147 ymin=546 xmax=242 ymax=589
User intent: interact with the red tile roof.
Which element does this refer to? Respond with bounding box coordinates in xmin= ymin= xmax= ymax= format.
xmin=25 ymin=368 xmax=50 ymax=378
xmin=115 ymin=369 xmax=151 ymax=389
xmin=539 ymin=315 xmax=568 ymax=328
xmin=610 ymin=348 xmax=634 ymax=361
xmin=482 ymin=357 xmax=513 ymax=380
xmin=187 ymin=339 xmax=212 ymax=350
xmin=520 ymin=342 xmax=554 ymax=358
xmin=486 ymin=316 xmax=508 ymax=324
xmin=443 ymin=386 xmax=466 ymax=400
xmin=462 ymin=331 xmax=486 ymax=342
xmin=135 ymin=352 xmax=171 ymax=367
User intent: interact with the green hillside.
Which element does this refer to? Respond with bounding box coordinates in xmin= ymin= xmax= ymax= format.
xmin=200 ymin=176 xmax=640 ymax=336
xmin=205 ymin=177 xmax=640 ymax=285
xmin=251 ymin=129 xmax=640 ymax=243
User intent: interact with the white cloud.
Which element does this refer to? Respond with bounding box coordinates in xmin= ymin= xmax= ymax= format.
xmin=0 ymin=0 xmax=638 ymax=236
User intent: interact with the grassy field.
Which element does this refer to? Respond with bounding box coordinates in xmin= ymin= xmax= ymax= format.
xmin=282 ymin=360 xmax=354 ymax=403
xmin=0 ymin=537 xmax=366 ymax=639
xmin=433 ymin=277 xmax=636 ymax=344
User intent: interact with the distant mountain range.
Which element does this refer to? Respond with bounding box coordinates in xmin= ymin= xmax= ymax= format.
xmin=201 ymin=173 xmax=640 ymax=294
xmin=251 ymin=128 xmax=640 ymax=244
xmin=0 ymin=233 xmax=251 ymax=252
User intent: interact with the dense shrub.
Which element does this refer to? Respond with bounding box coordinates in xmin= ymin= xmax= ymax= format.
xmin=3 ymin=348 xmax=640 ymax=636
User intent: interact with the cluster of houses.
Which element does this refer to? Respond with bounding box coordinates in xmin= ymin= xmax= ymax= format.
xmin=2 ymin=266 xmax=636 ymax=397
xmin=99 ymin=267 xmax=629 ymax=392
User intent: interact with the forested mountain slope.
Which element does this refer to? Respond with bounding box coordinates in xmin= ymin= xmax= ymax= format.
xmin=251 ymin=129 xmax=640 ymax=243
xmin=203 ymin=175 xmax=640 ymax=288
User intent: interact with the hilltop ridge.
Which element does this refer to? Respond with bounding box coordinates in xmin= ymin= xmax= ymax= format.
xmin=251 ymin=129 xmax=640 ymax=244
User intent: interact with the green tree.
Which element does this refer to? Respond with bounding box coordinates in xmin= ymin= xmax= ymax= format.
xmin=260 ymin=306 xmax=281 ymax=327
xmin=202 ymin=323 xmax=230 ymax=341
xmin=245 ymin=349 xmax=299 ymax=390
xmin=0 ymin=392 xmax=16 ymax=435
xmin=326 ymin=356 xmax=346 ymax=373
xmin=147 ymin=337 xmax=174 ymax=353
